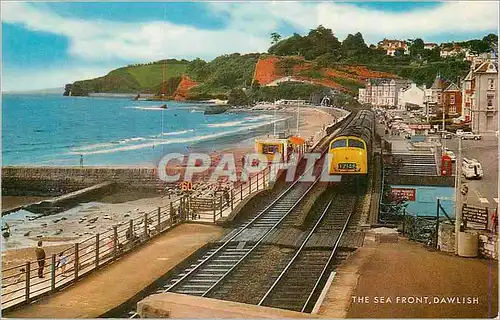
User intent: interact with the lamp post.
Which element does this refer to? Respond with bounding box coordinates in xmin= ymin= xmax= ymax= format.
xmin=296 ymin=102 xmax=300 ymax=136
xmin=454 ymin=136 xmax=463 ymax=255
xmin=442 ymin=105 xmax=446 ymax=132
xmin=425 ymin=101 xmax=430 ymax=123
xmin=442 ymin=105 xmax=446 ymax=150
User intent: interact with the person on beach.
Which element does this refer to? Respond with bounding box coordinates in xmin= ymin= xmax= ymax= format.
xmin=15 ymin=268 xmax=26 ymax=284
xmin=35 ymin=241 xmax=46 ymax=278
xmin=80 ymin=155 xmax=84 ymax=167
xmin=56 ymin=252 xmax=68 ymax=276
xmin=106 ymin=236 xmax=114 ymax=255
xmin=223 ymin=187 xmax=230 ymax=206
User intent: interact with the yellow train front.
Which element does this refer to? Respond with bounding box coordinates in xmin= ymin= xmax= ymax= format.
xmin=328 ymin=109 xmax=375 ymax=175
xmin=329 ymin=136 xmax=368 ymax=174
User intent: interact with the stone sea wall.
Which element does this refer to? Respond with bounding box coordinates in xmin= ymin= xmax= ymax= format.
xmin=2 ymin=167 xmax=161 ymax=196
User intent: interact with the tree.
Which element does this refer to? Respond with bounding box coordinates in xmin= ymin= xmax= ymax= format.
xmin=315 ymin=52 xmax=340 ymax=67
xmin=341 ymin=32 xmax=367 ymax=54
xmin=186 ymin=58 xmax=208 ymax=81
xmin=270 ymin=32 xmax=282 ymax=45
xmin=394 ymin=48 xmax=405 ymax=56
xmin=423 ymin=46 xmax=441 ymax=62
xmin=466 ymin=39 xmax=491 ymax=54
xmin=268 ymin=33 xmax=303 ymax=56
xmin=301 ymin=25 xmax=341 ymax=60
xmin=228 ymin=88 xmax=250 ymax=106
xmin=483 ymin=33 xmax=498 ymax=49
xmin=410 ymin=38 xmax=424 ymax=57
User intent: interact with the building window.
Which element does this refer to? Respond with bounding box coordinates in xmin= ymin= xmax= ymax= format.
xmin=487 ymin=94 xmax=494 ymax=107
xmin=450 ymin=106 xmax=456 ymax=113
xmin=466 ymin=82 xmax=471 ymax=90
xmin=488 ymin=78 xmax=495 ymax=90
xmin=450 ymin=95 xmax=455 ymax=104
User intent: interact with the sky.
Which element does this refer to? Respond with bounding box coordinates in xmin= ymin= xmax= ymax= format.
xmin=2 ymin=1 xmax=499 ymax=91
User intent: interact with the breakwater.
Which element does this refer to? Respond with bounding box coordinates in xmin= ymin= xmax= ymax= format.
xmin=2 ymin=167 xmax=160 ymax=196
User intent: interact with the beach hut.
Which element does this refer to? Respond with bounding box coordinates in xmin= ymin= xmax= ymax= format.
xmin=254 ymin=135 xmax=306 ymax=163
xmin=255 ymin=138 xmax=289 ymax=162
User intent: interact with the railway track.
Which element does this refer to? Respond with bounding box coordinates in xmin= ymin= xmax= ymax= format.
xmin=150 ymin=147 xmax=331 ymax=301
xmin=258 ymin=190 xmax=358 ymax=312
xmin=206 ymin=188 xmax=335 ymax=304
xmin=204 ymin=182 xmax=360 ymax=313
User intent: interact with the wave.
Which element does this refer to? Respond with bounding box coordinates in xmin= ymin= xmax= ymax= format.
xmin=71 ymin=137 xmax=146 ymax=152
xmin=119 ymin=137 xmax=146 ymax=143
xmin=68 ymin=117 xmax=291 ymax=156
xmin=161 ymin=129 xmax=194 ymax=136
xmin=244 ymin=114 xmax=274 ymax=122
xmin=125 ymin=106 xmax=168 ymax=111
xmin=74 ymin=142 xmax=118 ymax=151
xmin=205 ymin=120 xmax=245 ymax=128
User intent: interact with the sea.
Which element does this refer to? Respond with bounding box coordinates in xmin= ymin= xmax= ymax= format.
xmin=2 ymin=94 xmax=296 ymax=167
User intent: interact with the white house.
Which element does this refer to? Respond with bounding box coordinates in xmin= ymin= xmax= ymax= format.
xmin=440 ymin=45 xmax=464 ymax=58
xmin=358 ymin=88 xmax=366 ymax=103
xmin=358 ymin=78 xmax=411 ymax=107
xmin=378 ymin=39 xmax=409 ymax=56
xmin=397 ymin=83 xmax=425 ymax=110
xmin=462 ymin=57 xmax=498 ymax=133
xmin=424 ymin=43 xmax=438 ymax=50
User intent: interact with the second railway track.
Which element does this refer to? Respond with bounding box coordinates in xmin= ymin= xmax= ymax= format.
xmin=258 ymin=185 xmax=360 ymax=313
xmin=204 ymin=180 xmax=364 ymax=313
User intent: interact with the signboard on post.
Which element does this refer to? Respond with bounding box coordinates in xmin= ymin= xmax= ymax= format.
xmin=391 ymin=188 xmax=416 ymax=201
xmin=462 ymin=204 xmax=488 ymax=229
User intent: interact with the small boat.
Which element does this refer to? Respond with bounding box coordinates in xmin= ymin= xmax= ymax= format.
xmin=204 ymin=105 xmax=229 ymax=115
xmin=159 ymin=104 xmax=167 ymax=109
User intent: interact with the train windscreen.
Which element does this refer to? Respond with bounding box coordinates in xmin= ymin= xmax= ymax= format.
xmin=348 ymin=139 xmax=365 ymax=149
xmin=331 ymin=139 xmax=347 ymax=148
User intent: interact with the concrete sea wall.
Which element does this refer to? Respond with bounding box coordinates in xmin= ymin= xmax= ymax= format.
xmin=2 ymin=166 xmax=160 ymax=196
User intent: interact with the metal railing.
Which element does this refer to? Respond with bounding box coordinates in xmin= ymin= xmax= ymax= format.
xmin=1 ymin=162 xmax=284 ymax=312
xmin=1 ymin=202 xmax=188 ymax=311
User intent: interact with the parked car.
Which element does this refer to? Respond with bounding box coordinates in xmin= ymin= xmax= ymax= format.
xmin=443 ymin=148 xmax=456 ymax=162
xmin=441 ymin=131 xmax=454 ymax=139
xmin=462 ymin=158 xmax=483 ymax=179
xmin=460 ymin=132 xmax=482 ymax=140
xmin=455 ymin=129 xmax=472 ymax=136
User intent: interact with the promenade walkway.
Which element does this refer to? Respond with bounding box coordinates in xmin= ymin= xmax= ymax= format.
xmin=3 ymin=223 xmax=222 ymax=318
xmin=317 ymin=236 xmax=498 ymax=318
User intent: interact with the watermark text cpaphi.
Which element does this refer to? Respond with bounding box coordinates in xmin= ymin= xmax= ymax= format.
xmin=156 ymin=152 xmax=340 ymax=183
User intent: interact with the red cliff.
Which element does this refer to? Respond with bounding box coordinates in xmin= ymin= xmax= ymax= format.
xmin=173 ymin=76 xmax=199 ymax=101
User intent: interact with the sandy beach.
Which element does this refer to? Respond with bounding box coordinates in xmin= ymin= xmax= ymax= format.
xmin=1 ymin=106 xmax=338 ymax=269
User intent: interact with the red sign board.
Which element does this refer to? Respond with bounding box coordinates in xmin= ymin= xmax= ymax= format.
xmin=391 ymin=188 xmax=416 ymax=201
xmin=408 ymin=123 xmax=431 ymax=130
